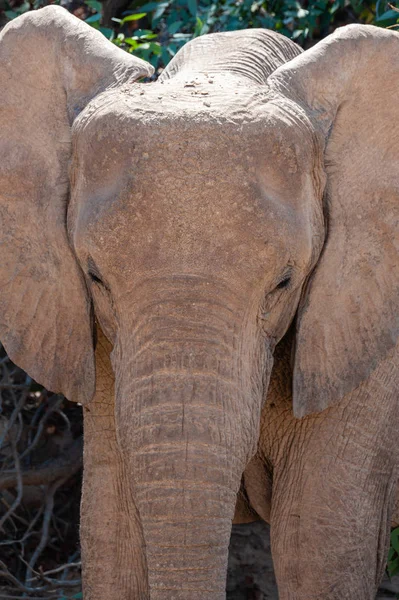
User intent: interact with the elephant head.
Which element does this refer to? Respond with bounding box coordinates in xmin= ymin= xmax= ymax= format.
xmin=1 ymin=7 xmax=399 ymax=598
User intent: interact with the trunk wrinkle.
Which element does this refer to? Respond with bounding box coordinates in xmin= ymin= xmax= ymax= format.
xmin=112 ymin=278 xmax=270 ymax=599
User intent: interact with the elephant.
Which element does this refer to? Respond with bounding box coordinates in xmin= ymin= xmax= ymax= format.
xmin=1 ymin=5 xmax=399 ymax=599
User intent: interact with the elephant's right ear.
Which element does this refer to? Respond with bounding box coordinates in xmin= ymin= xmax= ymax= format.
xmin=269 ymin=25 xmax=399 ymax=417
xmin=0 ymin=6 xmax=153 ymax=403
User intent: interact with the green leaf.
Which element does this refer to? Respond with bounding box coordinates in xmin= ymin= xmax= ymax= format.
xmin=99 ymin=27 xmax=114 ymax=39
xmin=85 ymin=12 xmax=101 ymax=23
xmin=148 ymin=41 xmax=162 ymax=55
xmin=388 ymin=555 xmax=399 ymax=578
xmin=111 ymin=17 xmax=122 ymax=22
xmin=85 ymin=0 xmax=102 ymax=11
xmin=125 ymin=37 xmax=139 ymax=47
xmin=329 ymin=0 xmax=343 ymax=13
xmin=297 ymin=7 xmax=309 ymax=18
xmin=11 ymin=1 xmax=29 ymax=13
xmin=291 ymin=29 xmax=304 ymax=39
xmin=136 ymin=1 xmax=159 ymax=11
xmin=153 ymin=1 xmax=169 ymax=21
xmin=171 ymin=33 xmax=192 ymax=39
xmin=391 ymin=528 xmax=399 ymax=555
xmin=187 ymin=0 xmax=197 ymax=17
xmin=122 ymin=13 xmax=147 ymax=22
xmin=376 ymin=8 xmax=399 ymax=20
xmin=167 ymin=20 xmax=183 ymax=34
xmin=149 ymin=53 xmax=159 ymax=67
xmin=193 ymin=16 xmax=203 ymax=36
xmin=161 ymin=46 xmax=171 ymax=65
xmin=375 ymin=8 xmax=399 ymax=23
xmin=5 ymin=9 xmax=18 ymax=18
xmin=135 ymin=29 xmax=157 ymax=38
xmin=167 ymin=42 xmax=178 ymax=56
xmin=134 ymin=28 xmax=153 ymax=35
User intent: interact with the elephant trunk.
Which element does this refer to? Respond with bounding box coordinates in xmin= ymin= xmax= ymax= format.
xmin=132 ymin=428 xmax=238 ymax=599
xmin=113 ymin=279 xmax=264 ymax=599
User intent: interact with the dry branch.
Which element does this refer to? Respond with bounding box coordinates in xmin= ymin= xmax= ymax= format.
xmin=0 ymin=438 xmax=83 ymax=491
xmin=0 ymin=345 xmax=83 ymax=598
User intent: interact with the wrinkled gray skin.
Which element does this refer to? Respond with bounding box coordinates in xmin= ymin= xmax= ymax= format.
xmin=1 ymin=6 xmax=399 ymax=599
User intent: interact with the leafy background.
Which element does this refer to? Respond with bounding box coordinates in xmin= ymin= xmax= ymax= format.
xmin=1 ymin=0 xmax=399 ymax=598
xmin=2 ymin=0 xmax=399 ymax=69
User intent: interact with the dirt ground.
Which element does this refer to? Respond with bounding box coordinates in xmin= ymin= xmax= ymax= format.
xmin=227 ymin=521 xmax=399 ymax=599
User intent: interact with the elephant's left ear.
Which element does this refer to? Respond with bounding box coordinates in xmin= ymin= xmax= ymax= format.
xmin=0 ymin=7 xmax=153 ymax=403
xmin=269 ymin=25 xmax=399 ymax=417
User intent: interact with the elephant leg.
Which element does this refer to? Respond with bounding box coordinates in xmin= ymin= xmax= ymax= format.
xmin=270 ymin=435 xmax=396 ymax=600
xmin=261 ymin=336 xmax=399 ymax=600
xmin=80 ymin=329 xmax=148 ymax=600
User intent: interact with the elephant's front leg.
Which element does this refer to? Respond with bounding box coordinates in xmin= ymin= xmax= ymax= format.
xmin=261 ymin=340 xmax=399 ymax=600
xmin=80 ymin=329 xmax=148 ymax=600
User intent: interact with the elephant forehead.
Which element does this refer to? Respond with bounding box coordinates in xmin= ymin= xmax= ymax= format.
xmin=70 ymin=87 xmax=317 ymax=281
xmin=73 ymin=85 xmax=311 ymax=195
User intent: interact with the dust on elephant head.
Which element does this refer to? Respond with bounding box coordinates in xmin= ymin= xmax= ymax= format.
xmin=1 ymin=7 xmax=399 ymax=599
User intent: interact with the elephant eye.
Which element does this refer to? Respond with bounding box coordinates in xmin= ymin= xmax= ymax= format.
xmin=87 ymin=257 xmax=104 ymax=286
xmin=276 ymin=275 xmax=291 ymax=290
xmin=89 ymin=271 xmax=103 ymax=285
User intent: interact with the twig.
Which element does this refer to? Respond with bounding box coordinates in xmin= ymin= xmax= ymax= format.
xmin=0 ymin=344 xmax=83 ymax=599
xmin=24 ymin=477 xmax=67 ymax=585
xmin=28 ymin=561 xmax=81 ymax=579
xmin=0 ymin=437 xmax=83 ymax=490
xmin=52 ymin=409 xmax=71 ymax=432
xmin=0 ymin=439 xmax=23 ymax=532
xmin=19 ymin=397 xmax=64 ymax=461
xmin=0 ymin=393 xmax=27 ymax=450
xmin=0 ymin=592 xmax=80 ymax=600
xmin=0 ymin=560 xmax=48 ymax=593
